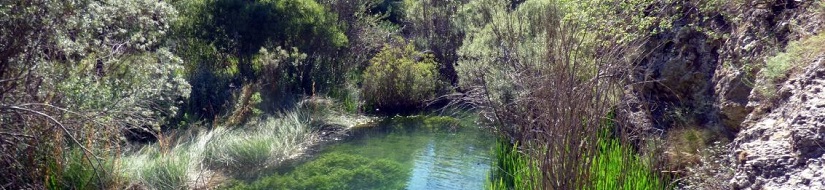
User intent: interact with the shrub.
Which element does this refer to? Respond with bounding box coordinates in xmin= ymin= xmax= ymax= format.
xmin=361 ymin=39 xmax=439 ymax=113
xmin=665 ymin=127 xmax=712 ymax=172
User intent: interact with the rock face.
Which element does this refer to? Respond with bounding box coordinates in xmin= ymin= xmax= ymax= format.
xmin=731 ymin=57 xmax=825 ymax=189
xmin=619 ymin=0 xmax=825 ymax=189
xmin=620 ymin=0 xmax=820 ymax=138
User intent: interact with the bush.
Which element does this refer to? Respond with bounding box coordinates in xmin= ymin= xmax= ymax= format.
xmin=361 ymin=39 xmax=439 ymax=113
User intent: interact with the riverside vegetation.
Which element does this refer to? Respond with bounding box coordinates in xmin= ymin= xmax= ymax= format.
xmin=2 ymin=0 xmax=820 ymax=189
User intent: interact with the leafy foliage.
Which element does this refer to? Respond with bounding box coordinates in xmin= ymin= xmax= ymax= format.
xmin=173 ymin=0 xmax=349 ymax=119
xmin=0 ymin=0 xmax=185 ymax=188
xmin=56 ymin=49 xmax=191 ymax=130
xmin=361 ymin=39 xmax=440 ymax=113
xmin=176 ymin=0 xmax=347 ymax=57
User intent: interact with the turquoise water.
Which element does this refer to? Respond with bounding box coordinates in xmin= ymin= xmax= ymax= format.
xmin=228 ymin=116 xmax=496 ymax=190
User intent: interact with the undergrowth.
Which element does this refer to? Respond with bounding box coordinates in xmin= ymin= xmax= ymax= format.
xmin=119 ymin=110 xmax=313 ymax=189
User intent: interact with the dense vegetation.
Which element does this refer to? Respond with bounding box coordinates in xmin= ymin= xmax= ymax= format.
xmin=3 ymin=0 xmax=801 ymax=189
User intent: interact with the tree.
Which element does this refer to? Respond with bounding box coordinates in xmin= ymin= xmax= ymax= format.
xmin=403 ymin=0 xmax=468 ymax=86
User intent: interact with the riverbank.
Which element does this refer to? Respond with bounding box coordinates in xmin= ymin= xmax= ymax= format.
xmin=116 ymin=97 xmax=377 ymax=189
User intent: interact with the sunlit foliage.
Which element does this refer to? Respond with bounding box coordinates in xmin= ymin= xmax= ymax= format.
xmin=361 ymin=39 xmax=440 ymax=113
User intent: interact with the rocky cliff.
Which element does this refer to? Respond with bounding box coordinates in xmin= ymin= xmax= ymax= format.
xmin=731 ymin=55 xmax=825 ymax=189
xmin=619 ymin=0 xmax=825 ymax=189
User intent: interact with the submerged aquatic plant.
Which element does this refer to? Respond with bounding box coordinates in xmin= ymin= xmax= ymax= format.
xmin=225 ymin=153 xmax=408 ymax=190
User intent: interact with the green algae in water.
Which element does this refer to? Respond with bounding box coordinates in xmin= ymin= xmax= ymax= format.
xmin=226 ymin=115 xmax=495 ymax=190
xmin=225 ymin=153 xmax=408 ymax=190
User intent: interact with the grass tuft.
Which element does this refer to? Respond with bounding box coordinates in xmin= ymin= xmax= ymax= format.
xmin=119 ymin=110 xmax=313 ymax=189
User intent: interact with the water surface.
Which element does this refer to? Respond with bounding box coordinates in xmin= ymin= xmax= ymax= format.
xmin=234 ymin=116 xmax=496 ymax=190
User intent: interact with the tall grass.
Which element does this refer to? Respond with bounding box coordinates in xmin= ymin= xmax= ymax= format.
xmin=488 ymin=141 xmax=539 ymax=190
xmin=591 ymin=138 xmax=665 ymax=189
xmin=204 ymin=112 xmax=311 ymax=178
xmin=46 ymin=148 xmax=117 ymax=190
xmin=122 ymin=147 xmax=192 ymax=190
xmin=119 ymin=110 xmax=313 ymax=189
xmin=489 ymin=137 xmax=666 ymax=190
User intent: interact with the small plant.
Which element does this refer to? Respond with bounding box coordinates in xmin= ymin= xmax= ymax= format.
xmin=758 ymin=33 xmax=825 ymax=98
xmin=204 ymin=133 xmax=274 ymax=173
xmin=203 ymin=112 xmax=310 ymax=178
xmin=122 ymin=147 xmax=192 ymax=190
xmin=678 ymin=142 xmax=735 ymax=189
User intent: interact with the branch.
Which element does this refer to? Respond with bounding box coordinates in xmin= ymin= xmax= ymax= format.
xmin=0 ymin=105 xmax=105 ymax=189
xmin=0 ymin=131 xmax=33 ymax=139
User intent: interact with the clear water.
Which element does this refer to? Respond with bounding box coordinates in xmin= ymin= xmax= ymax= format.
xmin=237 ymin=116 xmax=496 ymax=190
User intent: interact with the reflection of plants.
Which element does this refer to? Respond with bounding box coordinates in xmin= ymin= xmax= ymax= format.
xmin=226 ymin=153 xmax=408 ymax=190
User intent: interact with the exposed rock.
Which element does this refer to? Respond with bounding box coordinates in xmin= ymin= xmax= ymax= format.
xmin=622 ymin=0 xmax=823 ymax=137
xmin=619 ymin=0 xmax=825 ymax=188
xmin=731 ymin=57 xmax=825 ymax=189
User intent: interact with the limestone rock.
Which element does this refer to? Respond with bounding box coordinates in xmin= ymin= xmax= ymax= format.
xmin=731 ymin=57 xmax=825 ymax=189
